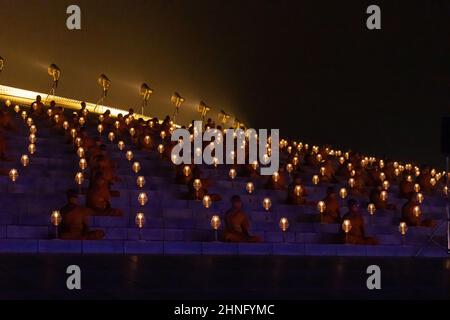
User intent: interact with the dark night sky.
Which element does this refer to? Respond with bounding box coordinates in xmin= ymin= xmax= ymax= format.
xmin=1 ymin=0 xmax=450 ymax=167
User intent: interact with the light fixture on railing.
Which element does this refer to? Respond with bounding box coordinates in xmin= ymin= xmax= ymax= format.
xmin=171 ymin=92 xmax=185 ymax=121
xmin=198 ymin=101 xmax=211 ymax=122
xmin=140 ymin=83 xmax=153 ymax=116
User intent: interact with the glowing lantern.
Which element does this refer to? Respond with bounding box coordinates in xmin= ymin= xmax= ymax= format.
xmin=79 ymin=158 xmax=87 ymax=170
xmin=379 ymin=172 xmax=386 ymax=182
xmin=229 ymin=168 xmax=237 ymax=180
xmin=14 ymin=105 xmax=20 ymax=113
xmin=29 ymin=125 xmax=37 ymax=134
xmin=342 ymin=219 xmax=352 ymax=234
xmin=70 ymin=128 xmax=77 ymax=138
xmin=135 ymin=213 xmax=145 ymax=229
xmin=78 ymin=117 xmax=85 ymax=126
xmin=317 ymin=201 xmax=326 ymax=213
xmin=76 ymin=147 xmax=85 ymax=158
xmin=183 ymin=166 xmax=191 ymax=177
xmin=47 ymin=109 xmax=53 ymax=117
xmin=202 ymin=195 xmax=212 ymax=209
xmin=98 ymin=115 xmax=104 ymax=122
xmin=211 ymin=215 xmax=221 ymax=230
xmin=108 ymin=132 xmax=115 ymax=142
xmin=21 ymin=111 xmax=27 ymax=120
xmin=394 ymin=168 xmax=400 ymax=177
xmin=294 ymin=185 xmax=303 ymax=197
xmin=9 ymin=169 xmax=18 ymax=182
xmin=292 ymin=157 xmax=299 ymax=166
xmin=157 ymin=144 xmax=164 ymax=155
xmin=413 ymin=206 xmax=421 ymax=218
xmin=118 ymin=141 xmax=125 ymax=151
xmin=26 ymin=117 xmax=33 ymax=127
xmin=75 ymin=137 xmax=82 ymax=147
xmin=97 ymin=124 xmax=104 ymax=134
xmin=193 ymin=179 xmax=202 ymax=192
xmin=416 ymin=193 xmax=424 ymax=204
xmin=380 ymin=190 xmax=388 ymax=202
xmin=367 ymin=203 xmax=376 ymax=215
xmin=279 ymin=217 xmax=289 ymax=232
xmin=348 ymin=178 xmax=355 ymax=188
xmin=414 ymin=184 xmax=420 ymax=193
xmin=75 ymin=172 xmax=84 ymax=185
xmin=262 ymin=198 xmax=272 ymax=211
xmin=144 ymin=136 xmax=151 ymax=145
xmin=129 ymin=128 xmax=136 ymax=137
xmin=29 ymin=134 xmax=36 ymax=144
xmin=28 ymin=144 xmax=36 ymax=155
xmin=51 ymin=210 xmax=62 ymax=228
xmin=160 ymin=131 xmax=166 ymax=140
xmin=132 ymin=162 xmax=141 ymax=174
xmin=126 ymin=151 xmax=134 ymax=161
xmin=136 ymin=176 xmax=146 ymax=188
xmin=399 ymin=222 xmax=408 ymax=236
xmin=430 ymin=178 xmax=437 ymax=187
xmin=339 ymin=157 xmax=345 ymax=165
xmin=246 ymin=182 xmax=254 ymax=194
xmin=20 ymin=155 xmax=29 ymax=167
xmin=114 ymin=121 xmax=120 ymax=129
xmin=406 ymin=175 xmax=413 ymax=182
xmin=382 ymin=180 xmax=390 ymax=191
xmin=312 ymin=175 xmax=319 ymax=185
xmin=272 ymin=171 xmax=279 ymax=182
xmin=138 ymin=192 xmax=148 ymax=206
xmin=54 ymin=114 xmax=59 ymax=123
xmin=339 ymin=188 xmax=347 ymax=199
xmin=286 ymin=163 xmax=293 ymax=174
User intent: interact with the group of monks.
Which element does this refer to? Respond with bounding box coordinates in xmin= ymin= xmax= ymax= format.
xmin=1 ymin=97 xmax=444 ymax=244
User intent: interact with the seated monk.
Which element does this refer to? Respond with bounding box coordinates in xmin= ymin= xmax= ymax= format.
xmin=286 ymin=175 xmax=308 ymax=205
xmin=187 ymin=167 xmax=221 ymax=201
xmin=0 ymin=108 xmax=15 ymax=131
xmin=398 ymin=176 xmax=414 ymax=198
xmin=349 ymin=169 xmax=367 ymax=197
xmin=30 ymin=95 xmax=45 ymax=117
xmin=369 ymin=187 xmax=397 ymax=210
xmin=401 ymin=192 xmax=436 ymax=227
xmin=59 ymin=190 xmax=105 ymax=240
xmin=319 ymin=159 xmax=338 ymax=183
xmin=417 ymin=166 xmax=434 ymax=194
xmin=264 ymin=168 xmax=287 ymax=190
xmin=322 ymin=187 xmax=341 ymax=224
xmin=223 ymin=195 xmax=262 ymax=243
xmin=0 ymin=130 xmax=7 ymax=161
xmin=341 ymin=199 xmax=378 ymax=245
xmin=86 ymin=171 xmax=123 ymax=216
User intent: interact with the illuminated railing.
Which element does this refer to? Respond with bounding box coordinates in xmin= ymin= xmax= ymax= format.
xmin=0 ymin=84 xmax=151 ymax=120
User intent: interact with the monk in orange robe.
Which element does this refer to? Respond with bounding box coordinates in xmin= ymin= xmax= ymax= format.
xmin=401 ymin=192 xmax=435 ymax=227
xmin=286 ymin=175 xmax=308 ymax=205
xmin=86 ymin=171 xmax=123 ymax=216
xmin=341 ymin=199 xmax=378 ymax=245
xmin=59 ymin=190 xmax=105 ymax=240
xmin=322 ymin=187 xmax=341 ymax=224
xmin=223 ymin=195 xmax=262 ymax=243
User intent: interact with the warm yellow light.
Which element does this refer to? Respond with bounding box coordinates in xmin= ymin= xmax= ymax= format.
xmin=126 ymin=151 xmax=134 ymax=161
xmin=413 ymin=205 xmax=421 ymax=218
xmin=342 ymin=219 xmax=352 ymax=234
xmin=262 ymin=198 xmax=272 ymax=211
xmin=14 ymin=105 xmax=20 ymax=113
xmin=211 ymin=215 xmax=221 ymax=230
xmin=97 ymin=124 xmax=104 ymax=134
xmin=76 ymin=147 xmax=85 ymax=158
xmin=75 ymin=172 xmax=84 ymax=185
xmin=28 ymin=143 xmax=36 ymax=155
xmin=118 ymin=141 xmax=125 ymax=151
xmin=272 ymin=171 xmax=279 ymax=182
xmin=380 ymin=190 xmax=388 ymax=201
xmin=51 ymin=210 xmax=62 ymax=227
xmin=399 ymin=222 xmax=408 ymax=236
xmin=416 ymin=192 xmax=424 ymax=204
xmin=29 ymin=133 xmax=36 ymax=144
xmin=246 ymin=182 xmax=254 ymax=194
xmin=79 ymin=158 xmax=87 ymax=170
xmin=348 ymin=178 xmax=355 ymax=188
xmin=382 ymin=180 xmax=390 ymax=190
xmin=317 ymin=201 xmax=326 ymax=213
xmin=286 ymin=163 xmax=293 ymax=174
xmin=339 ymin=188 xmax=347 ymax=199
xmin=312 ymin=175 xmax=319 ymax=185
xmin=193 ymin=179 xmax=202 ymax=191
xmin=9 ymin=169 xmax=18 ymax=182
xmin=138 ymin=192 xmax=148 ymax=206
xmin=132 ymin=162 xmax=141 ymax=174
xmin=279 ymin=217 xmax=289 ymax=232
xmin=202 ymin=195 xmax=212 ymax=209
xmin=135 ymin=213 xmax=145 ymax=229
xmin=29 ymin=125 xmax=37 ymax=134
xmin=367 ymin=203 xmax=376 ymax=215
xmin=157 ymin=144 xmax=164 ymax=154
xmin=136 ymin=176 xmax=146 ymax=188
xmin=20 ymin=155 xmax=29 ymax=167
xmin=294 ymin=185 xmax=303 ymax=197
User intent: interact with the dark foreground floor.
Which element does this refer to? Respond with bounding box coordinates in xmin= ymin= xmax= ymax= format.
xmin=0 ymin=255 xmax=448 ymax=299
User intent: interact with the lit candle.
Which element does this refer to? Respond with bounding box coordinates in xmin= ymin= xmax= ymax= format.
xmin=348 ymin=178 xmax=355 ymax=188
xmin=342 ymin=219 xmax=352 ymax=234
xmin=9 ymin=169 xmax=18 ymax=182
xmin=138 ymin=192 xmax=148 ymax=206
xmin=144 ymin=136 xmax=151 ymax=145
xmin=416 ymin=192 xmax=424 ymax=204
xmin=51 ymin=210 xmax=62 ymax=227
xmin=97 ymin=124 xmax=104 ymax=134
xmin=211 ymin=215 xmax=221 ymax=230
xmin=75 ymin=172 xmax=84 ymax=185
xmin=157 ymin=144 xmax=164 ymax=154
xmin=413 ymin=205 xmax=421 ymax=218
xmin=339 ymin=188 xmax=347 ymax=199
xmin=246 ymin=182 xmax=254 ymax=194
xmin=262 ymin=198 xmax=272 ymax=211
xmin=430 ymin=178 xmax=437 ymax=187
xmin=126 ymin=151 xmax=134 ymax=161
xmin=312 ymin=175 xmax=319 ymax=185
xmin=202 ymin=195 xmax=212 ymax=209
xmin=279 ymin=217 xmax=289 ymax=232
xmin=29 ymin=133 xmax=36 ymax=144
xmin=14 ymin=105 xmax=20 ymax=113
xmin=76 ymin=147 xmax=85 ymax=158
xmin=272 ymin=171 xmax=279 ymax=182
xmin=193 ymin=179 xmax=202 ymax=191
xmin=398 ymin=222 xmax=408 ymax=236
xmin=380 ymin=190 xmax=388 ymax=202
xmin=294 ymin=185 xmax=303 ymax=197
xmin=79 ymin=158 xmax=87 ymax=170
xmin=78 ymin=117 xmax=85 ymax=126
xmin=132 ymin=162 xmax=141 ymax=174
xmin=160 ymin=131 xmax=166 ymax=140
xmin=29 ymin=125 xmax=37 ymax=134
xmin=118 ymin=141 xmax=125 ymax=151
xmin=367 ymin=203 xmax=376 ymax=215
xmin=286 ymin=163 xmax=293 ymax=174
xmin=382 ymin=180 xmax=390 ymax=191
xmin=136 ymin=176 xmax=146 ymax=188
xmin=317 ymin=201 xmax=326 ymax=213
xmin=28 ymin=143 xmax=36 ymax=155
xmin=229 ymin=168 xmax=237 ymax=180
xmin=21 ymin=111 xmax=27 ymax=120
xmin=20 ymin=155 xmax=29 ymax=167
xmin=129 ymin=127 xmax=136 ymax=137
xmin=183 ymin=166 xmax=191 ymax=177
xmin=135 ymin=212 xmax=145 ymax=229
xmin=70 ymin=128 xmax=77 ymax=138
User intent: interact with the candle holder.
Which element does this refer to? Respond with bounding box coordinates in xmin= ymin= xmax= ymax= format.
xmin=262 ymin=198 xmax=272 ymax=221
xmin=279 ymin=217 xmax=289 ymax=243
xmin=210 ymin=215 xmax=221 ymax=242
xmin=135 ymin=212 xmax=145 ymax=241
xmin=51 ymin=210 xmax=62 ymax=239
xmin=229 ymin=168 xmax=237 ymax=188
xmin=398 ymin=222 xmax=408 ymax=245
xmin=342 ymin=219 xmax=352 ymax=243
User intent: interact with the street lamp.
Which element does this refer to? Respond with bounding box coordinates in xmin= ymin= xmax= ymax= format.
xmin=198 ymin=101 xmax=211 ymax=122
xmin=95 ymin=74 xmax=111 ymax=112
xmin=218 ymin=110 xmax=230 ymax=125
xmin=171 ymin=92 xmax=185 ymax=121
xmin=140 ymin=83 xmax=153 ymax=116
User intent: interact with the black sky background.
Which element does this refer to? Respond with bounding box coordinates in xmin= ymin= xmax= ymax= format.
xmin=1 ymin=0 xmax=450 ymax=167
